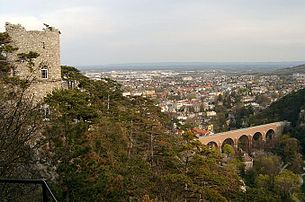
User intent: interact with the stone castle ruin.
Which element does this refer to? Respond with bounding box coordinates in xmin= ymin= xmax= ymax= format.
xmin=5 ymin=22 xmax=62 ymax=101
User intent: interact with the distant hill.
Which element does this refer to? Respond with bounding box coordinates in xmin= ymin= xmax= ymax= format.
xmin=78 ymin=61 xmax=305 ymax=72
xmin=273 ymin=64 xmax=305 ymax=75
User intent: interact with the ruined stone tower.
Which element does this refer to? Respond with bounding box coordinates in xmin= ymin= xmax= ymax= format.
xmin=5 ymin=22 xmax=62 ymax=101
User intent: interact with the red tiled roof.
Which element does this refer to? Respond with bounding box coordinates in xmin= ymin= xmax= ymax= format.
xmin=192 ymin=128 xmax=210 ymax=136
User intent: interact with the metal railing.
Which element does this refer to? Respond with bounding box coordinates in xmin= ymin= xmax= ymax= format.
xmin=0 ymin=179 xmax=57 ymax=202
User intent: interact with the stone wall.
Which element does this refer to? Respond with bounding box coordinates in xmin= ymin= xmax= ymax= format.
xmin=5 ymin=22 xmax=62 ymax=101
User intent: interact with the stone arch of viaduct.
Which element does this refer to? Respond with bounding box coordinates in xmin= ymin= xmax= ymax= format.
xmin=199 ymin=122 xmax=288 ymax=151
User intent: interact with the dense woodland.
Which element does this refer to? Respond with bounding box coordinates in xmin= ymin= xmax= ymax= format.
xmin=1 ymin=32 xmax=305 ymax=201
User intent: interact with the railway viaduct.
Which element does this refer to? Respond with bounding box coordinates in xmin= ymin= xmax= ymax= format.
xmin=199 ymin=122 xmax=288 ymax=151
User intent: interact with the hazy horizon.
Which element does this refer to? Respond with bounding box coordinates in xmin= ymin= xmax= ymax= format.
xmin=79 ymin=60 xmax=305 ymax=67
xmin=77 ymin=61 xmax=305 ymax=72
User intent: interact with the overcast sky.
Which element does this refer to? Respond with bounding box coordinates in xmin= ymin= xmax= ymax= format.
xmin=1 ymin=0 xmax=305 ymax=66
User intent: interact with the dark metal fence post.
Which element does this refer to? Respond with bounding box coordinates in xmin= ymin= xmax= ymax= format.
xmin=42 ymin=183 xmax=48 ymax=202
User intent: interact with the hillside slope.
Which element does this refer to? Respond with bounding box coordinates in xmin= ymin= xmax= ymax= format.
xmin=274 ymin=64 xmax=305 ymax=75
xmin=250 ymin=88 xmax=305 ymax=154
xmin=251 ymin=88 xmax=305 ymax=127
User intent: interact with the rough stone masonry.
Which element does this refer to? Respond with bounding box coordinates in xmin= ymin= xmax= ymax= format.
xmin=5 ymin=22 xmax=62 ymax=102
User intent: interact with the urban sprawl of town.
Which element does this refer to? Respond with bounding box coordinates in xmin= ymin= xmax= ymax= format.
xmin=84 ymin=69 xmax=305 ymax=136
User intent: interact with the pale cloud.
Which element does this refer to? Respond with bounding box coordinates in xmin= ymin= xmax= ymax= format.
xmin=1 ymin=0 xmax=305 ymax=65
xmin=0 ymin=15 xmax=43 ymax=31
xmin=42 ymin=6 xmax=114 ymax=36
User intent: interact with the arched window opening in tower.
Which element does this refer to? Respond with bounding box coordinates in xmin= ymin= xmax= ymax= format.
xmin=41 ymin=68 xmax=48 ymax=79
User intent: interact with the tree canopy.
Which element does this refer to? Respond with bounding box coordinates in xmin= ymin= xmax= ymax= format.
xmin=39 ymin=66 xmax=244 ymax=201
